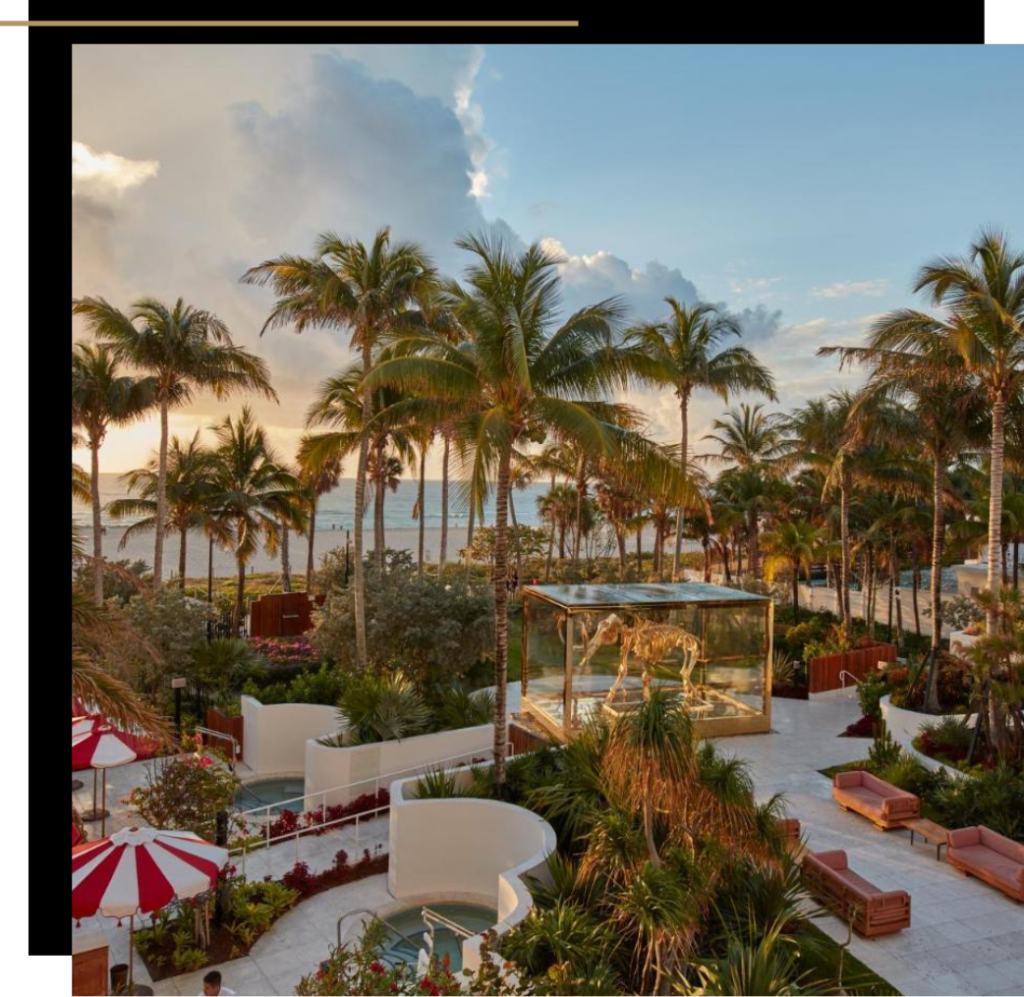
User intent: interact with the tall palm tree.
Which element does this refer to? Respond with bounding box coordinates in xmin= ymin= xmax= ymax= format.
xmin=208 ymin=407 xmax=299 ymax=635
xmin=369 ymin=234 xmax=691 ymax=792
xmin=703 ymin=403 xmax=787 ymax=470
xmin=267 ymin=467 xmax=310 ymax=593
xmin=845 ymin=231 xmax=1024 ymax=635
xmin=819 ymin=338 xmax=986 ymax=706
xmin=71 ymin=343 xmax=156 ymax=604
xmin=297 ymin=450 xmax=344 ymax=592
xmin=626 ymin=300 xmax=776 ymax=578
xmin=107 ymin=431 xmax=220 ymax=589
xmin=73 ymin=296 xmax=277 ymax=586
xmin=243 ymin=228 xmax=435 ymax=666
xmin=762 ymin=519 xmax=823 ymax=622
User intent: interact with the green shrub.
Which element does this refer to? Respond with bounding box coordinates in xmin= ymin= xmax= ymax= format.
xmin=857 ymin=673 xmax=888 ymax=722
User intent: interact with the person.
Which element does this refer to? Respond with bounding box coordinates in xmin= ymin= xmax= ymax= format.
xmin=199 ymin=970 xmax=236 ymax=996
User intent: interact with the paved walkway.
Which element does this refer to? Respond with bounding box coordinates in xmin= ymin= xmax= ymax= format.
xmin=717 ymin=694 xmax=1024 ymax=997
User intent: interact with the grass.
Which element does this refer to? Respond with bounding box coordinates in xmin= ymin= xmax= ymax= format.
xmin=819 ymin=760 xmax=868 ymax=780
xmin=182 ymin=571 xmax=307 ymax=600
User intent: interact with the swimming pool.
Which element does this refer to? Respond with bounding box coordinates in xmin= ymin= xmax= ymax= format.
xmin=234 ymin=777 xmax=306 ymax=813
xmin=379 ymin=903 xmax=497 ymax=972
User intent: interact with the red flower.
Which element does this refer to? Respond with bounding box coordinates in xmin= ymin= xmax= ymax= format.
xmin=370 ymin=961 xmax=385 ymax=974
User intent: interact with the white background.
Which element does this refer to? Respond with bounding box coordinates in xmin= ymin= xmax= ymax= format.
xmin=987 ymin=0 xmax=1024 ymax=41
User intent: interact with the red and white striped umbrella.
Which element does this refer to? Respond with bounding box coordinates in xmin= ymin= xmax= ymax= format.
xmin=72 ymin=726 xmax=138 ymax=769
xmin=72 ymin=715 xmax=102 ymax=738
xmin=71 ymin=826 xmax=228 ymax=921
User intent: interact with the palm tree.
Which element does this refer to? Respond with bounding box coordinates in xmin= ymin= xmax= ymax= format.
xmin=72 ymin=343 xmax=156 ymax=604
xmin=537 ymin=483 xmax=578 ymax=563
xmin=762 ymin=519 xmax=823 ymax=622
xmin=243 ymin=228 xmax=435 ymax=666
xmin=627 ymin=300 xmax=776 ymax=578
xmin=819 ymin=337 xmax=986 ymax=706
xmin=842 ymin=231 xmax=1024 ymax=635
xmin=297 ymin=450 xmax=344 ymax=592
xmin=107 ymin=431 xmax=220 ymax=589
xmin=703 ymin=403 xmax=787 ymax=470
xmin=268 ymin=468 xmax=310 ymax=593
xmin=208 ymin=407 xmax=299 ymax=635
xmin=73 ymin=296 xmax=277 ymax=586
xmin=369 ymin=234 xmax=691 ymax=793
xmin=72 ymin=433 xmax=91 ymax=506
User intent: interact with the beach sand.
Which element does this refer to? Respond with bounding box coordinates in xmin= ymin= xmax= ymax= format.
xmin=85 ymin=524 xmax=700 ymax=581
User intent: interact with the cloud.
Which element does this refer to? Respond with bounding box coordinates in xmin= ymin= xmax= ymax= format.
xmin=810 ymin=279 xmax=888 ymax=299
xmin=729 ymin=275 xmax=783 ymax=298
xmin=72 ymin=141 xmax=159 ymax=198
xmin=539 ymin=238 xmax=699 ymax=323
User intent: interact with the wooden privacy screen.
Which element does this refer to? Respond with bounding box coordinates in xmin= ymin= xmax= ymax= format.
xmin=249 ymin=592 xmax=314 ymax=637
xmin=808 ymin=641 xmax=897 ymax=694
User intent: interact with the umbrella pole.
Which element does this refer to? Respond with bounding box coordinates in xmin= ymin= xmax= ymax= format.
xmin=92 ymin=769 xmax=98 ymax=816
xmin=101 ymin=770 xmax=107 ymax=838
xmin=128 ymin=913 xmax=134 ymax=992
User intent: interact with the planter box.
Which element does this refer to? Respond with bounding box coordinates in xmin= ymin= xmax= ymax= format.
xmin=239 ymin=696 xmax=337 ymax=775
xmin=879 ymin=694 xmax=975 ymax=778
xmin=305 ymin=723 xmax=494 ymax=806
xmin=808 ymin=641 xmax=897 ymax=694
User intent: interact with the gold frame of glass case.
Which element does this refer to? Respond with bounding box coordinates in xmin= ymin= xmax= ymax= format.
xmin=521 ymin=583 xmax=773 ymax=740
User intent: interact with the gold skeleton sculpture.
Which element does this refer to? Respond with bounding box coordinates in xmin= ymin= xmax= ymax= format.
xmin=568 ymin=612 xmax=703 ymax=703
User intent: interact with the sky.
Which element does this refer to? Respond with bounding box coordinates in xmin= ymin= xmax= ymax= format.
xmin=71 ymin=43 xmax=1024 ymax=476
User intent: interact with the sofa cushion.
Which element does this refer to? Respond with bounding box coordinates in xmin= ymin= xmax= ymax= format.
xmin=836 ymin=786 xmax=884 ymax=811
xmin=951 ymin=845 xmax=1024 ymax=887
xmin=835 ymin=868 xmax=884 ymax=897
xmin=979 ymin=827 xmax=1024 ymax=864
xmin=947 ymin=826 xmax=981 ymax=849
xmin=861 ymin=772 xmax=902 ymax=799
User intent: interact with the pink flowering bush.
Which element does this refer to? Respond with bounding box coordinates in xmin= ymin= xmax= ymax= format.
xmin=248 ymin=636 xmax=320 ymax=667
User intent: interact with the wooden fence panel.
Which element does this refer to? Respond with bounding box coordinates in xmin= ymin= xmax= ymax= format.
xmin=808 ymin=641 xmax=897 ymax=694
xmin=205 ymin=707 xmax=244 ymax=757
xmin=248 ymin=593 xmax=313 ymax=637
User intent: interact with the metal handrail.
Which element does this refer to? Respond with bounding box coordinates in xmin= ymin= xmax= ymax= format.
xmin=336 ymin=908 xmax=425 ymax=958
xmin=838 ymin=670 xmax=862 ymax=689
xmin=194 ymin=726 xmax=240 ymax=769
xmin=422 ymin=906 xmax=477 ymax=940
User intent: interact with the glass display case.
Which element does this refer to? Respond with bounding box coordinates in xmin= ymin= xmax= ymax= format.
xmin=521 ymin=583 xmax=772 ymax=739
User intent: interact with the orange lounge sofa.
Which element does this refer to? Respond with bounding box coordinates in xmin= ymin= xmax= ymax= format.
xmin=946 ymin=826 xmax=1024 ymax=902
xmin=802 ymin=849 xmax=911 ymax=937
xmin=832 ymin=770 xmax=920 ymax=829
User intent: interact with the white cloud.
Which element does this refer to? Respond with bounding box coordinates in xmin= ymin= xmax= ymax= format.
xmin=539 ymin=238 xmax=699 ymax=322
xmin=72 ymin=141 xmax=159 ymax=197
xmin=729 ymin=275 xmax=783 ymax=298
xmin=810 ymin=279 xmax=888 ymax=299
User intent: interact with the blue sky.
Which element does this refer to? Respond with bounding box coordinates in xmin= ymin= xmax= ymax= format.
xmin=72 ymin=44 xmax=1024 ymax=472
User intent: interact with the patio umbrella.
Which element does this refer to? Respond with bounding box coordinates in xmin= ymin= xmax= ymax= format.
xmin=71 ymin=716 xmax=101 ymax=789
xmin=72 ymin=726 xmax=137 ymax=837
xmin=72 ymin=827 xmax=228 ymax=993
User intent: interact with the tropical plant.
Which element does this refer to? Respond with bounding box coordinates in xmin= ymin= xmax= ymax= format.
xmin=762 ymin=519 xmax=823 ymax=622
xmin=207 ymin=407 xmax=299 ymax=635
xmin=73 ymin=295 xmax=277 ymax=585
xmin=243 ymin=227 xmax=436 ymax=671
xmin=72 ymin=342 xmax=156 ymax=603
xmin=627 ymin=301 xmax=777 ymax=577
xmin=331 ymin=671 xmax=431 ymax=745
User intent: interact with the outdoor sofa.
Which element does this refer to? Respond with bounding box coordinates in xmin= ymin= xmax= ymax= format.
xmin=802 ymin=849 xmax=911 ymax=937
xmin=832 ymin=770 xmax=920 ymax=829
xmin=946 ymin=825 xmax=1024 ymax=902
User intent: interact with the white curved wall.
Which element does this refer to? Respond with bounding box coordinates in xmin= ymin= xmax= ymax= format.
xmin=880 ymin=694 xmax=975 ymax=779
xmin=388 ymin=771 xmax=557 ymax=974
xmin=305 ymin=724 xmax=493 ymax=806
xmin=240 ymin=696 xmax=338 ymax=776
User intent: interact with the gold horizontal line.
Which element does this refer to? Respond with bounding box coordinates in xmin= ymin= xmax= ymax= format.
xmin=2 ymin=20 xmax=579 ymax=26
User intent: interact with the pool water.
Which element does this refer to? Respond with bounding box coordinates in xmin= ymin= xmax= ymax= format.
xmin=379 ymin=903 xmax=497 ymax=972
xmin=234 ymin=777 xmax=306 ymax=814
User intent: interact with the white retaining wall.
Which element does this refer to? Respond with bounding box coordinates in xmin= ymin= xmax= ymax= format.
xmin=879 ymin=694 xmax=974 ymax=779
xmin=388 ymin=770 xmax=556 ymax=975
xmin=240 ymin=696 xmax=339 ymax=776
xmin=304 ymin=723 xmax=494 ymax=806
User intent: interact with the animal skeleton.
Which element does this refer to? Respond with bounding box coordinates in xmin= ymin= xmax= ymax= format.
xmin=576 ymin=613 xmax=702 ymax=703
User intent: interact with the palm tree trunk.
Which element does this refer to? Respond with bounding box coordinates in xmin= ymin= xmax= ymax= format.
xmin=573 ymin=459 xmax=585 ymax=567
xmin=544 ymin=472 xmax=555 ymax=581
xmin=617 ymin=529 xmax=627 ymax=579
xmin=673 ymin=392 xmax=688 ymax=580
xmin=352 ymin=341 xmax=372 ymax=668
xmin=153 ymin=397 xmax=169 ymax=585
xmin=373 ymin=441 xmax=385 ymax=569
xmin=90 ymin=437 xmax=104 ymax=606
xmin=792 ymin=557 xmax=800 ymax=623
xmin=887 ymin=534 xmax=895 ymax=638
xmin=748 ymin=510 xmax=760 ymax=580
xmin=417 ymin=440 xmax=427 ymax=576
xmin=911 ymin=551 xmax=921 ymax=636
xmin=306 ymin=502 xmax=317 ymax=592
xmin=492 ymin=447 xmax=511 ymax=794
xmin=558 ymin=521 xmax=566 ymax=560
xmin=1014 ymin=536 xmax=1020 ymax=590
xmin=986 ymin=395 xmax=1005 ymax=635
xmin=178 ymin=525 xmax=188 ymax=590
xmin=722 ymin=542 xmax=731 ymax=582
xmin=207 ymin=534 xmax=214 ymax=641
xmin=636 ymin=525 xmax=643 ymax=573
xmin=233 ymin=554 xmax=246 ymax=638
xmin=281 ymin=522 xmax=291 ymax=592
xmin=925 ymin=453 xmax=945 ymax=710
xmin=465 ymin=497 xmax=475 ymax=582
xmin=702 ymin=538 xmax=710 ymax=582
xmin=509 ymin=488 xmax=523 ymax=591
xmin=439 ymin=427 xmax=450 ymax=569
xmin=840 ymin=472 xmax=852 ymax=636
